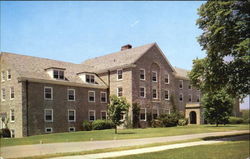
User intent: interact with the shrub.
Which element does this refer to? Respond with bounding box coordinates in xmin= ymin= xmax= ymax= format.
xmin=0 ymin=128 xmax=11 ymax=138
xmin=92 ymin=120 xmax=115 ymax=130
xmin=178 ymin=118 xmax=188 ymax=126
xmin=159 ymin=113 xmax=179 ymax=127
xmin=244 ymin=118 xmax=250 ymax=124
xmin=82 ymin=120 xmax=92 ymax=131
xmin=228 ymin=116 xmax=244 ymax=124
xmin=151 ymin=119 xmax=163 ymax=128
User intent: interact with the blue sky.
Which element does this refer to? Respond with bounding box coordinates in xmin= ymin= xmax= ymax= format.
xmin=1 ymin=1 xmax=248 ymax=109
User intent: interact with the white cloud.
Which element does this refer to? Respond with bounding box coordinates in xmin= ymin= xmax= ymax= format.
xmin=130 ymin=20 xmax=140 ymax=28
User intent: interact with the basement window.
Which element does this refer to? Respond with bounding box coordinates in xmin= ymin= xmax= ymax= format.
xmin=45 ymin=127 xmax=53 ymax=133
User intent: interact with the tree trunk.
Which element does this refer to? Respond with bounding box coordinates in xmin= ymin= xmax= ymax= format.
xmin=115 ymin=126 xmax=117 ymax=134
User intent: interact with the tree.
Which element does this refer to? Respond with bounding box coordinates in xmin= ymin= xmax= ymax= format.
xmin=195 ymin=1 xmax=250 ymax=99
xmin=202 ymin=89 xmax=233 ymax=126
xmin=108 ymin=95 xmax=130 ymax=134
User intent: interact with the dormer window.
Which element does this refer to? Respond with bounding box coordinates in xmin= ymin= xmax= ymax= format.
xmin=86 ymin=74 xmax=95 ymax=84
xmin=45 ymin=67 xmax=66 ymax=80
xmin=53 ymin=70 xmax=64 ymax=80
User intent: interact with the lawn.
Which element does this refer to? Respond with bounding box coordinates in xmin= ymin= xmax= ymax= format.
xmin=108 ymin=140 xmax=250 ymax=159
xmin=0 ymin=124 xmax=248 ymax=147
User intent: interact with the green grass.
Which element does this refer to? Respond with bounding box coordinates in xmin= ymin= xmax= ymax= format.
xmin=1 ymin=124 xmax=248 ymax=147
xmin=108 ymin=140 xmax=250 ymax=159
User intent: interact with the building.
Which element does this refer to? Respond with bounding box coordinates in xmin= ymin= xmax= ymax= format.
xmin=0 ymin=43 xmax=239 ymax=138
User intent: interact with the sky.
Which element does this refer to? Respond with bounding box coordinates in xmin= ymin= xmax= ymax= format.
xmin=1 ymin=1 xmax=249 ymax=109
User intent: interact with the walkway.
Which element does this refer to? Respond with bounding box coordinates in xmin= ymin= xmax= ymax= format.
xmin=1 ymin=130 xmax=249 ymax=158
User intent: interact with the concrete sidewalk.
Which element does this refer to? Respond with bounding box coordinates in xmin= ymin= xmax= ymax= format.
xmin=1 ymin=130 xmax=249 ymax=158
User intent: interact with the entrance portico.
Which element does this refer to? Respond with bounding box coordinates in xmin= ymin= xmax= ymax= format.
xmin=185 ymin=103 xmax=202 ymax=124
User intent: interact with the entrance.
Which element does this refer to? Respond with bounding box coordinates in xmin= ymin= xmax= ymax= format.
xmin=189 ymin=111 xmax=197 ymax=124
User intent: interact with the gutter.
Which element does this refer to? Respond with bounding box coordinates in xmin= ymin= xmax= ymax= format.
xmin=25 ymin=80 xmax=29 ymax=136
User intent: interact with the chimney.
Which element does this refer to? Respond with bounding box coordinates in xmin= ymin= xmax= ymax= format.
xmin=121 ymin=44 xmax=132 ymax=51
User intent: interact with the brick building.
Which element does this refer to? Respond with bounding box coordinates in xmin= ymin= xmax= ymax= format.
xmin=0 ymin=43 xmax=240 ymax=138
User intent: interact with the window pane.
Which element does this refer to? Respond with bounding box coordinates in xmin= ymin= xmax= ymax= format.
xmin=53 ymin=70 xmax=59 ymax=79
xmin=140 ymin=70 xmax=145 ymax=80
xmin=59 ymin=71 xmax=64 ymax=79
xmin=117 ymin=70 xmax=123 ymax=79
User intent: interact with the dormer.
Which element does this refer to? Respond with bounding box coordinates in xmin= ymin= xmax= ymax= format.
xmin=45 ymin=67 xmax=66 ymax=80
xmin=77 ymin=72 xmax=98 ymax=84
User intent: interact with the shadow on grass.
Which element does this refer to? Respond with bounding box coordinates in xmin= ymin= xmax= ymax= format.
xmin=117 ymin=132 xmax=136 ymax=135
xmin=204 ymin=125 xmax=236 ymax=127
xmin=203 ymin=133 xmax=250 ymax=142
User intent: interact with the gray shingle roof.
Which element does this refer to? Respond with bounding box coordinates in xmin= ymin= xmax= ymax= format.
xmin=174 ymin=67 xmax=190 ymax=79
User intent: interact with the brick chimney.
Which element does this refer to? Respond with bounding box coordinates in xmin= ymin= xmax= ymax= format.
xmin=121 ymin=44 xmax=132 ymax=51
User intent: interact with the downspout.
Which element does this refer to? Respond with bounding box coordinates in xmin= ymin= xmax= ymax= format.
xmin=108 ymin=70 xmax=111 ymax=103
xmin=25 ymin=80 xmax=29 ymax=136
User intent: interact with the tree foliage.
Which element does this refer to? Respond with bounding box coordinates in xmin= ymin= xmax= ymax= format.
xmin=108 ymin=95 xmax=130 ymax=134
xmin=191 ymin=1 xmax=250 ymax=99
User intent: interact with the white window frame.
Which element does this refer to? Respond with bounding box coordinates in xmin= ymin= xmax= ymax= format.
xmin=89 ymin=110 xmax=96 ymax=121
xmin=117 ymin=69 xmax=123 ymax=80
xmin=140 ymin=87 xmax=146 ymax=98
xmin=179 ymin=80 xmax=183 ymax=89
xmin=1 ymin=88 xmax=6 ymax=101
xmin=139 ymin=69 xmax=145 ymax=80
xmin=140 ymin=108 xmax=147 ymax=121
xmin=88 ymin=91 xmax=95 ymax=102
xmin=45 ymin=127 xmax=53 ymax=133
xmin=67 ymin=89 xmax=75 ymax=101
xmin=117 ymin=87 xmax=123 ymax=97
xmin=68 ymin=109 xmax=76 ymax=122
xmin=165 ymin=73 xmax=170 ymax=84
xmin=10 ymin=109 xmax=15 ymax=122
xmin=152 ymin=71 xmax=158 ymax=82
xmin=44 ymin=109 xmax=53 ymax=122
xmin=10 ymin=87 xmax=14 ymax=100
xmin=165 ymin=109 xmax=171 ymax=114
xmin=53 ymin=69 xmax=65 ymax=80
xmin=165 ymin=90 xmax=170 ymax=100
xmin=152 ymin=88 xmax=158 ymax=99
xmin=86 ymin=74 xmax=95 ymax=84
xmin=7 ymin=69 xmax=11 ymax=80
xmin=1 ymin=71 xmax=5 ymax=82
xmin=179 ymin=93 xmax=183 ymax=102
xmin=188 ymin=94 xmax=192 ymax=102
xmin=100 ymin=92 xmax=107 ymax=103
xmin=11 ymin=129 xmax=15 ymax=138
xmin=101 ymin=110 xmax=107 ymax=120
xmin=44 ymin=87 xmax=53 ymax=100
xmin=68 ymin=127 xmax=75 ymax=132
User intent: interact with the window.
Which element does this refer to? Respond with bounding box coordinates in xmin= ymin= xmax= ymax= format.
xmin=101 ymin=111 xmax=107 ymax=120
xmin=89 ymin=110 xmax=95 ymax=121
xmin=10 ymin=109 xmax=15 ymax=122
xmin=10 ymin=87 xmax=14 ymax=99
xmin=179 ymin=80 xmax=183 ymax=89
xmin=88 ymin=91 xmax=95 ymax=102
xmin=140 ymin=69 xmax=145 ymax=80
xmin=152 ymin=109 xmax=158 ymax=119
xmin=86 ymin=74 xmax=95 ymax=84
xmin=179 ymin=93 xmax=183 ymax=102
xmin=188 ymin=84 xmax=192 ymax=90
xmin=1 ymin=71 xmax=5 ymax=82
xmin=165 ymin=74 xmax=169 ymax=84
xmin=152 ymin=89 xmax=158 ymax=99
xmin=188 ymin=94 xmax=192 ymax=102
xmin=117 ymin=87 xmax=123 ymax=97
xmin=117 ymin=69 xmax=123 ymax=80
xmin=140 ymin=108 xmax=146 ymax=121
xmin=1 ymin=88 xmax=6 ymax=101
xmin=11 ymin=129 xmax=15 ymax=138
xmin=53 ymin=69 xmax=64 ymax=80
xmin=68 ymin=109 xmax=76 ymax=122
xmin=44 ymin=109 xmax=53 ymax=122
xmin=140 ymin=87 xmax=146 ymax=98
xmin=165 ymin=90 xmax=169 ymax=100
xmin=45 ymin=127 xmax=53 ymax=133
xmin=68 ymin=89 xmax=75 ymax=101
xmin=7 ymin=70 xmax=11 ymax=80
xmin=152 ymin=71 xmax=157 ymax=82
xmin=197 ymin=95 xmax=200 ymax=102
xmin=100 ymin=92 xmax=107 ymax=103
xmin=44 ymin=87 xmax=53 ymax=100
xmin=68 ymin=127 xmax=75 ymax=132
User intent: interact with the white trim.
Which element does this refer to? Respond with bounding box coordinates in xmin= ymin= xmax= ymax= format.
xmin=165 ymin=73 xmax=170 ymax=84
xmin=188 ymin=94 xmax=192 ymax=102
xmin=68 ymin=109 xmax=76 ymax=122
xmin=44 ymin=109 xmax=53 ymax=122
xmin=140 ymin=108 xmax=147 ymax=121
xmin=10 ymin=109 xmax=15 ymax=122
xmin=1 ymin=88 xmax=6 ymax=101
xmin=10 ymin=87 xmax=14 ymax=100
xmin=44 ymin=87 xmax=53 ymax=100
xmin=1 ymin=71 xmax=5 ymax=82
xmin=7 ymin=69 xmax=11 ymax=80
xmin=166 ymin=109 xmax=171 ymax=114
xmin=117 ymin=69 xmax=123 ymax=80
xmin=100 ymin=110 xmax=107 ymax=120
xmin=45 ymin=127 xmax=53 ymax=133
xmin=152 ymin=88 xmax=158 ymax=99
xmin=139 ymin=69 xmax=146 ymax=80
xmin=68 ymin=127 xmax=75 ymax=132
xmin=100 ymin=92 xmax=107 ymax=103
xmin=179 ymin=80 xmax=183 ymax=89
xmin=88 ymin=110 xmax=96 ymax=121
xmin=117 ymin=87 xmax=123 ymax=97
xmin=52 ymin=69 xmax=65 ymax=80
xmin=165 ymin=90 xmax=170 ymax=100
xmin=88 ymin=90 xmax=95 ymax=102
xmin=85 ymin=74 xmax=95 ymax=84
xmin=139 ymin=87 xmax=146 ymax=98
xmin=179 ymin=93 xmax=183 ymax=102
xmin=152 ymin=71 xmax=158 ymax=82
xmin=67 ymin=89 xmax=75 ymax=101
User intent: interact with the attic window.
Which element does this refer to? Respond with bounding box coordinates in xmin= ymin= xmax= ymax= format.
xmin=53 ymin=70 xmax=64 ymax=80
xmin=86 ymin=74 xmax=95 ymax=84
